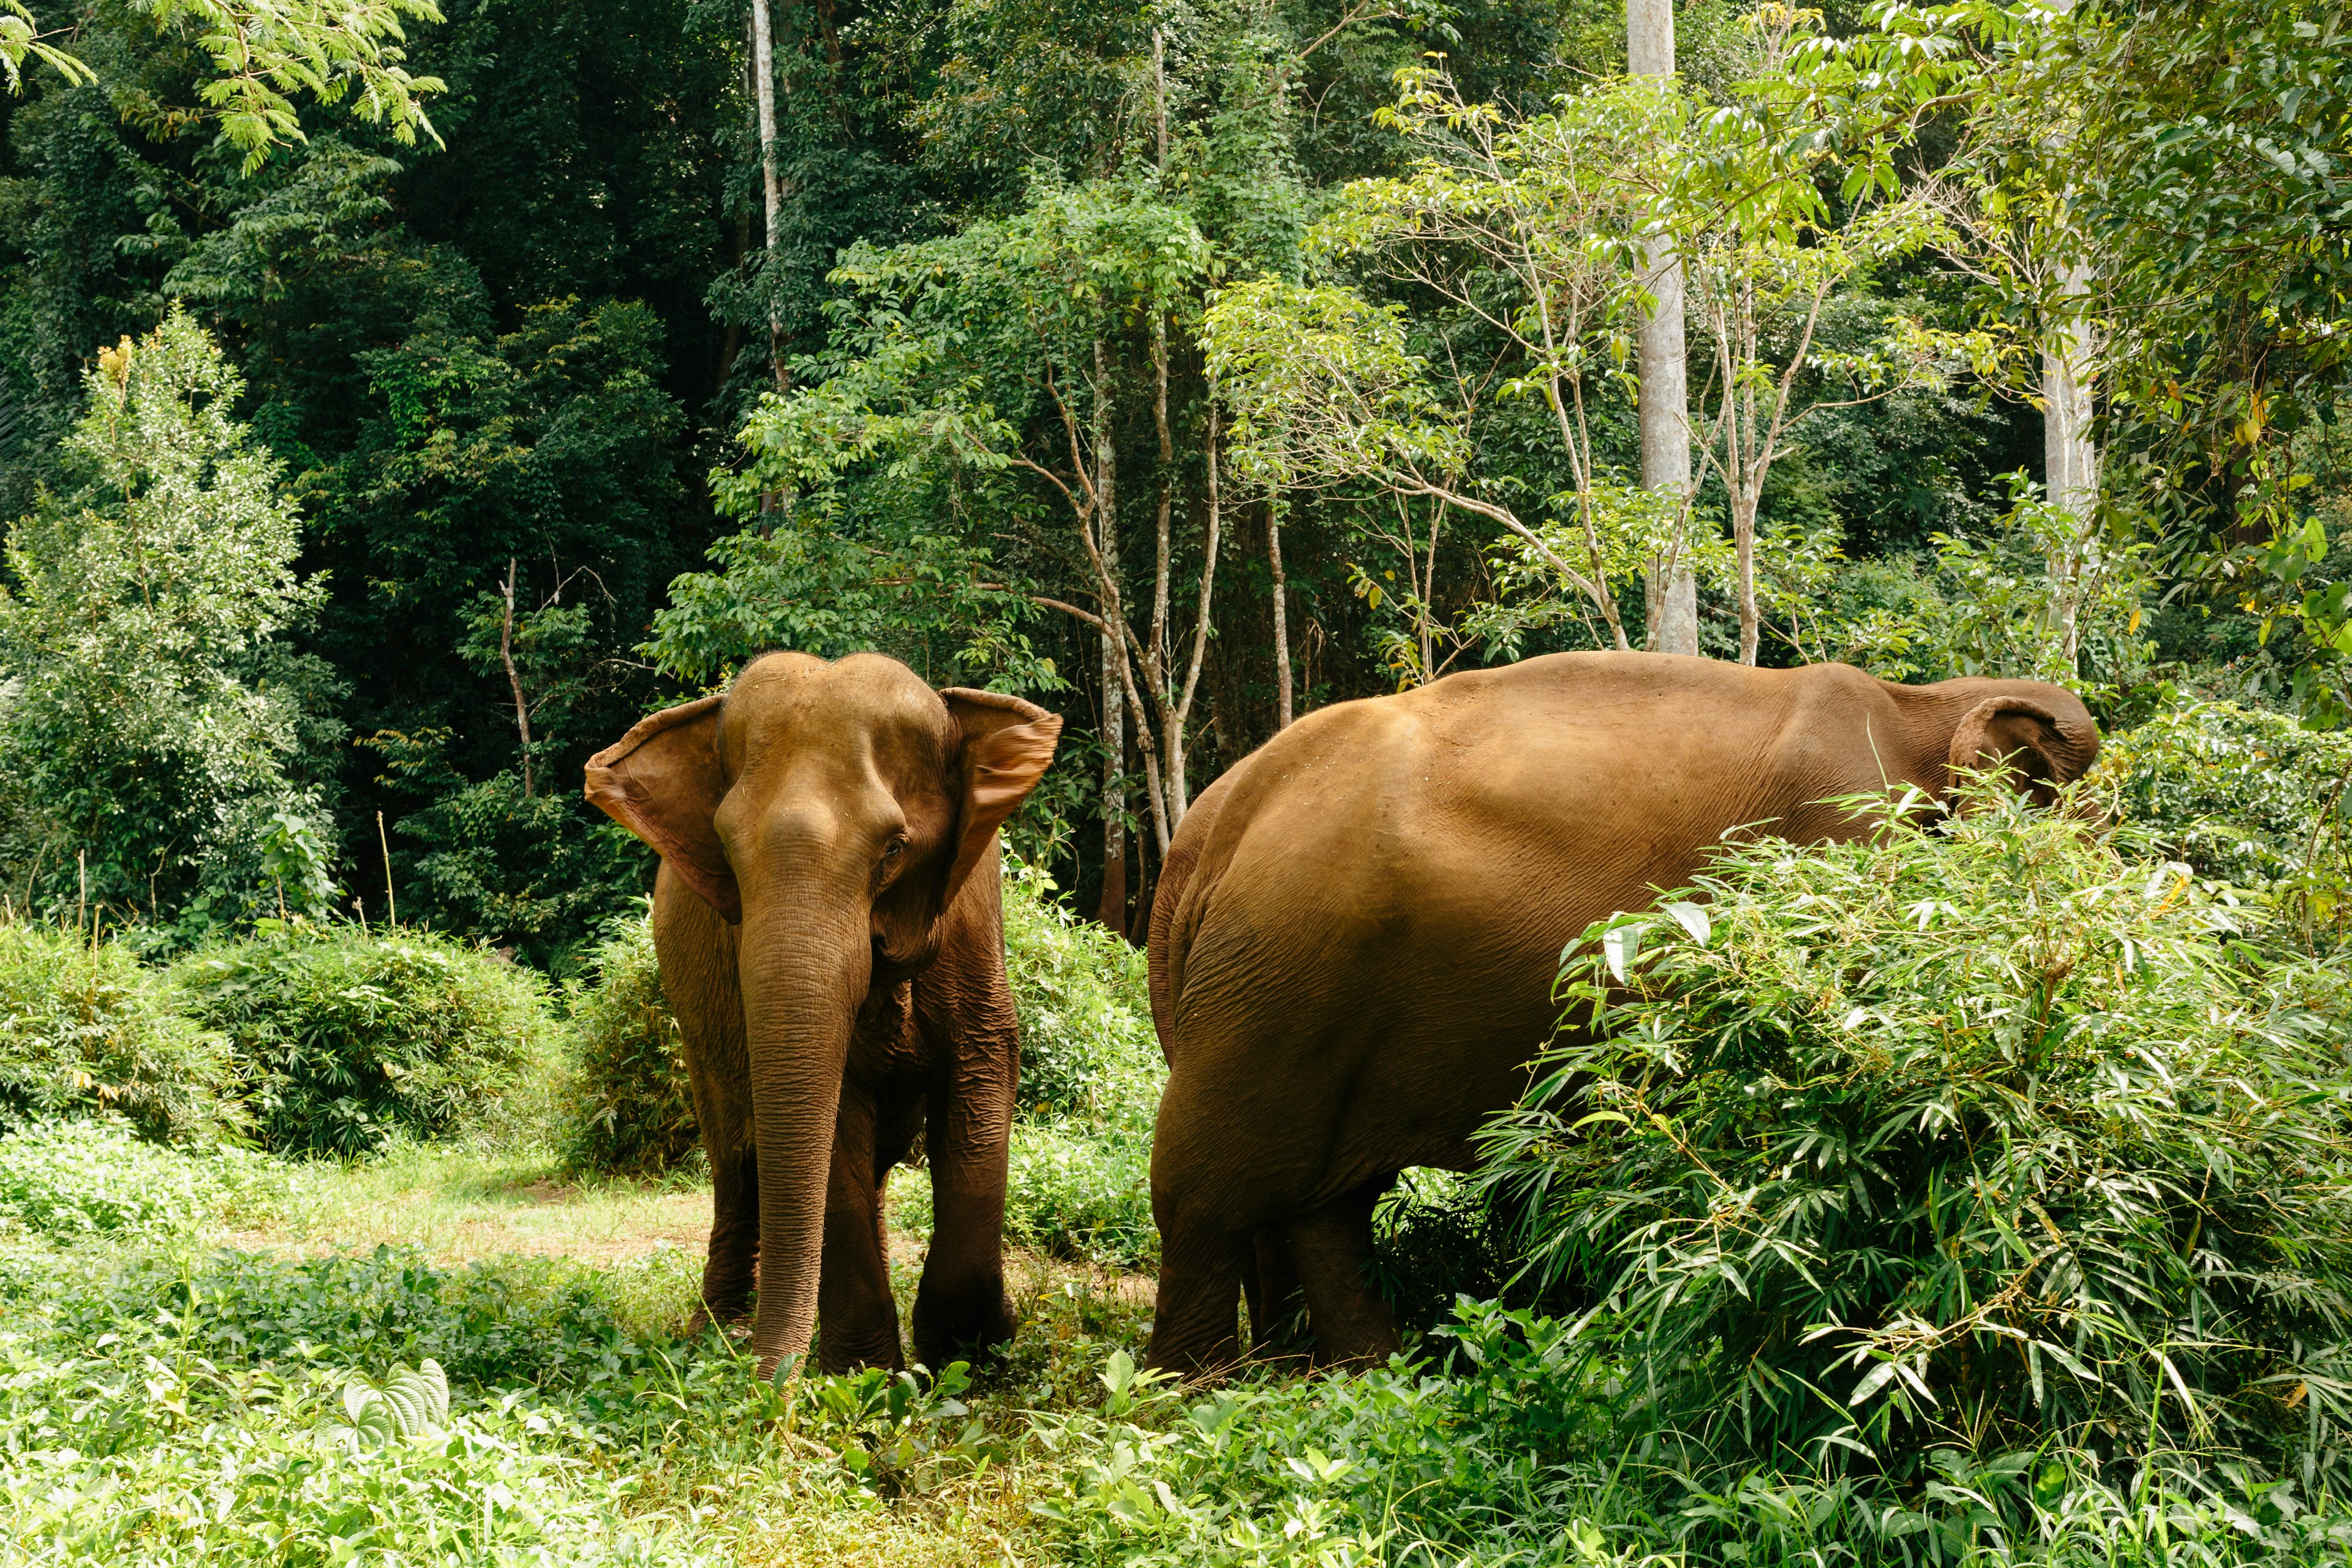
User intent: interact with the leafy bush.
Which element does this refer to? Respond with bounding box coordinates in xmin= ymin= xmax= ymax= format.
xmin=175 ymin=924 xmax=557 ymax=1156
xmin=1033 ymin=1303 xmax=1614 ymax=1564
xmin=0 ymin=1330 xmax=716 ymax=1566
xmin=559 ymin=911 xmax=699 ymax=1177
xmin=2095 ymin=700 xmax=2352 ymax=914
xmin=1030 ymin=1306 xmax=2352 ymax=1568
xmin=0 ymin=921 xmax=238 ymax=1142
xmin=1482 ymin=788 xmax=2352 ymax=1482
xmin=1001 ymin=861 xmax=1158 ymax=1120
xmin=0 ymin=1117 xmax=275 ymax=1237
xmin=1368 ymin=1169 xmax=1532 ymax=1342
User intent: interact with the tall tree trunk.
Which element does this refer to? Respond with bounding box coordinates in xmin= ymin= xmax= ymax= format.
xmin=2043 ymin=264 xmax=2096 ymax=666
xmin=1733 ymin=488 xmax=1761 ymax=666
xmin=1629 ymin=0 xmax=1697 ymax=657
xmin=750 ymin=0 xmax=786 ymax=391
xmin=1268 ymin=496 xmax=1292 ymax=728
xmin=1148 ymin=310 xmax=1177 ymax=832
xmin=2041 ymin=2 xmax=2095 ymax=671
xmin=1094 ymin=339 xmax=1126 ymax=934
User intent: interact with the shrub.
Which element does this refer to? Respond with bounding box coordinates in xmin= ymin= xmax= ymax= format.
xmin=0 ymin=1116 xmax=274 ymax=1237
xmin=175 ymin=924 xmax=556 ymax=1156
xmin=0 ymin=921 xmax=237 ymax=1142
xmin=559 ymin=911 xmax=699 ymax=1177
xmin=1001 ymin=861 xmax=1158 ymax=1120
xmin=1481 ymin=788 xmax=2352 ymax=1482
xmin=1368 ymin=1169 xmax=1531 ymax=1342
xmin=2094 ymin=699 xmax=2352 ymax=915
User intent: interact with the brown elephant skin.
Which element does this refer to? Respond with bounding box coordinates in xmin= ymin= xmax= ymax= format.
xmin=585 ymin=652 xmax=1061 ymax=1377
xmin=1143 ymin=651 xmax=2098 ymax=1376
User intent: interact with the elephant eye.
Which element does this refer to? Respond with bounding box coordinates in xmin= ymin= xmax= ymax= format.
xmin=879 ymin=835 xmax=908 ymax=864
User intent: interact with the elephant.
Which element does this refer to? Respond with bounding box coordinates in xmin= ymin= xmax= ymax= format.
xmin=584 ymin=651 xmax=1062 ymax=1376
xmin=1142 ymin=651 xmax=2099 ymax=1376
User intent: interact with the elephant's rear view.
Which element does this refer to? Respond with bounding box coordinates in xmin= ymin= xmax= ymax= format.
xmin=1143 ymin=650 xmax=2097 ymax=1376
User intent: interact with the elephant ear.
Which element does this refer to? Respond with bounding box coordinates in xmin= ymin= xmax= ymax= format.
xmin=1947 ymin=696 xmax=2100 ymax=810
xmin=940 ymin=688 xmax=1063 ymax=899
xmin=584 ymin=695 xmax=741 ymax=922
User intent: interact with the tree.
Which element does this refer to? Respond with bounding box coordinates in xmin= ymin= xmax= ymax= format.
xmin=3 ymin=0 xmax=445 ymax=170
xmin=722 ymin=173 xmax=1223 ymax=876
xmin=1941 ymin=0 xmax=2352 ymax=720
xmin=0 ymin=309 xmax=336 ymax=927
xmin=1213 ymin=72 xmax=1698 ymax=663
xmin=1674 ymin=6 xmax=1961 ymax=665
xmin=1628 ymin=0 xmax=1698 ymax=656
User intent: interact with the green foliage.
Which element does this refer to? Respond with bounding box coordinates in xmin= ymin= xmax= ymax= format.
xmin=1960 ymin=0 xmax=2352 ymax=723
xmin=1368 ymin=1169 xmax=1529 ymax=1343
xmin=1031 ymin=1305 xmax=1614 ymax=1564
xmin=996 ymin=1119 xmax=1158 ymax=1267
xmin=1001 ymin=861 xmax=1155 ymax=1119
xmin=0 ymin=1115 xmax=273 ymax=1237
xmin=366 ymin=729 xmax=652 ymax=971
xmin=174 ymin=924 xmax=555 ymax=1155
xmin=2095 ymin=701 xmax=2352 ymax=907
xmin=133 ymin=0 xmax=447 ymax=169
xmin=0 ymin=921 xmax=237 ymax=1142
xmin=1483 ymin=786 xmax=2352 ymax=1482
xmin=0 ymin=1276 xmax=713 ymax=1564
xmin=557 ymin=910 xmax=698 ymax=1179
xmin=0 ymin=308 xmax=339 ymax=933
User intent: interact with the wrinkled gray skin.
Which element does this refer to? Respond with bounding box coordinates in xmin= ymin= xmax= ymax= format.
xmin=586 ymin=652 xmax=1061 ymax=1376
xmin=1144 ymin=652 xmax=2100 ymax=1377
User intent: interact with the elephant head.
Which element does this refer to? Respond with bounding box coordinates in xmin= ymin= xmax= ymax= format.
xmin=584 ymin=652 xmax=1061 ymax=1373
xmin=1942 ymin=687 xmax=2101 ymax=809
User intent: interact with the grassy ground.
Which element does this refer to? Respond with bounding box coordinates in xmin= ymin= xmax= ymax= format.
xmin=1 ymin=1142 xmax=1164 ymax=1567
xmin=14 ymin=1144 xmax=2352 ymax=1565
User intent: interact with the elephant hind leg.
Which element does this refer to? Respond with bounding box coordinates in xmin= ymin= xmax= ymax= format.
xmin=1284 ymin=1177 xmax=1400 ymax=1371
xmin=691 ymin=1146 xmax=760 ymax=1336
xmin=1145 ymin=1211 xmax=1250 ymax=1379
xmin=1243 ymin=1228 xmax=1310 ymax=1365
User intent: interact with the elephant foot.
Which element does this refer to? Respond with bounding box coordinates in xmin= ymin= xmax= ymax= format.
xmin=911 ymin=1281 xmax=1016 ymax=1371
xmin=1145 ymin=1220 xmax=1250 ymax=1379
xmin=1242 ymin=1227 xmax=1313 ymax=1368
xmin=690 ymin=1265 xmax=757 ymax=1340
xmin=1286 ymin=1181 xmax=1401 ymax=1371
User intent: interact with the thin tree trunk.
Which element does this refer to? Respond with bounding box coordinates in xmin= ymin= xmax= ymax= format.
xmin=2041 ymin=0 xmax=2096 ymax=671
xmin=2043 ymin=271 xmax=2096 ymax=666
xmin=750 ymin=0 xmax=786 ymax=391
xmin=1094 ymin=339 xmax=1126 ymax=933
xmin=1150 ymin=314 xmax=1173 ymax=707
xmin=499 ymin=558 xmax=534 ymax=797
xmin=1268 ymin=495 xmax=1293 ymax=728
xmin=1733 ymin=491 xmax=1760 ymax=666
xmin=1165 ymin=408 xmax=1223 ymax=827
xmin=1629 ymin=0 xmax=1697 ymax=657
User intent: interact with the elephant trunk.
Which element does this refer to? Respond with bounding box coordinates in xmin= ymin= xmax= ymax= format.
xmin=737 ymin=835 xmax=873 ymax=1378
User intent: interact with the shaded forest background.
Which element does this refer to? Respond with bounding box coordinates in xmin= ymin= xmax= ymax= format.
xmin=1 ymin=0 xmax=2341 ymax=968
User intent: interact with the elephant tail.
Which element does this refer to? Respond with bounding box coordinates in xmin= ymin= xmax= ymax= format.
xmin=1148 ymin=769 xmax=1235 ymax=1065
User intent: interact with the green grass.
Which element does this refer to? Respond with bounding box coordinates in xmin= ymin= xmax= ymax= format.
xmin=10 ymin=1141 xmax=2352 ymax=1566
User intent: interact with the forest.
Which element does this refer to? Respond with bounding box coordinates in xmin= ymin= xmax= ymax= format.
xmin=1 ymin=0 xmax=2351 ymax=1561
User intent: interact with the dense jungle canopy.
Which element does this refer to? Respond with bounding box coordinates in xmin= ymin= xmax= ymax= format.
xmin=1 ymin=0 xmax=2347 ymax=965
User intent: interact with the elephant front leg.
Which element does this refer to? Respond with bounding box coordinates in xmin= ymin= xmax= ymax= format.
xmin=816 ymin=1081 xmax=905 ymax=1373
xmin=692 ymin=1144 xmax=759 ymax=1336
xmin=910 ymin=1044 xmax=1017 ymax=1372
